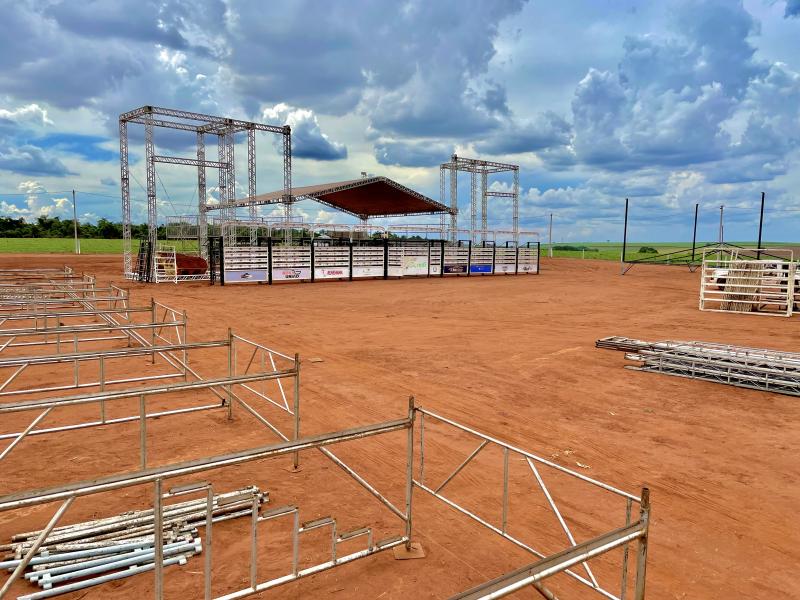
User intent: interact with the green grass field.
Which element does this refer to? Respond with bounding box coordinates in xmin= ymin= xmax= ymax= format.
xmin=0 ymin=238 xmax=794 ymax=260
xmin=0 ymin=238 xmax=139 ymax=254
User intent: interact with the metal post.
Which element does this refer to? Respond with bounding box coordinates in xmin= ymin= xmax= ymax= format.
xmin=467 ymin=239 xmax=472 ymax=277
xmin=404 ymin=396 xmax=415 ymax=549
xmin=349 ymin=240 xmax=353 ymax=281
xmin=248 ymin=127 xmax=257 ymax=246
xmin=144 ymin=115 xmax=158 ymax=255
xmin=154 ymin=478 xmax=164 ymax=600
xmin=383 ymin=237 xmax=389 ymax=280
xmin=691 ymin=203 xmax=698 ymax=263
xmin=205 ymin=487 xmax=213 ymax=600
xmin=633 ymin=487 xmax=650 ymax=600
xmin=219 ymin=236 xmax=225 ymax=286
xmin=226 ymin=328 xmax=233 ymax=420
xmin=757 ymin=192 xmax=765 ymax=259
xmin=197 ymin=132 xmax=208 ymax=259
xmin=267 ymin=236 xmax=273 ymax=285
xmin=119 ymin=119 xmax=132 ymax=276
xmin=449 ymin=158 xmax=458 ymax=243
xmin=440 ymin=239 xmax=445 ymax=278
xmin=512 ymin=167 xmax=520 ymax=245
xmin=548 ymin=213 xmax=553 ymax=258
xmin=71 ymin=190 xmax=80 ymax=255
xmin=480 ymin=170 xmax=488 ymax=243
xmin=470 ymin=169 xmax=478 ymax=244
xmin=621 ymin=199 xmax=628 ymax=273
xmin=292 ymin=353 xmax=300 ymax=470
xmin=718 ymin=205 xmax=724 ymax=245
xmin=536 ymin=241 xmax=541 ymax=275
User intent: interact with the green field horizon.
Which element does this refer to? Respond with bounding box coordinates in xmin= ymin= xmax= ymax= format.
xmin=0 ymin=237 xmax=795 ymax=261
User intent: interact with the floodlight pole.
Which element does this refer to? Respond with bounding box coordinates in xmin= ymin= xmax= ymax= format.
xmin=621 ymin=199 xmax=628 ymax=272
xmin=756 ymin=192 xmax=765 ymax=259
xmin=718 ymin=205 xmax=724 ymax=245
xmin=691 ymin=203 xmax=698 ymax=263
xmin=71 ymin=190 xmax=80 ymax=255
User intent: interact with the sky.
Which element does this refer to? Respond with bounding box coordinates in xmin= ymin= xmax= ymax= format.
xmin=1 ymin=0 xmax=799 ymax=242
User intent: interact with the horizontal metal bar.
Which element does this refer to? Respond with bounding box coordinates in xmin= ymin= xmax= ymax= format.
xmin=151 ymin=155 xmax=229 ymax=169
xmin=0 ymin=368 xmax=296 ymax=413
xmin=449 ymin=522 xmax=645 ymax=600
xmin=0 ymin=339 xmax=228 ymax=368
xmin=417 ymin=408 xmax=640 ymax=501
xmin=0 ymin=415 xmax=411 ymax=511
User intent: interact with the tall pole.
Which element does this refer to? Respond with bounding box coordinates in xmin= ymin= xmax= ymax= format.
xmin=71 ymin=190 xmax=80 ymax=255
xmin=548 ymin=213 xmax=553 ymax=258
xmin=756 ymin=191 xmax=765 ymax=259
xmin=718 ymin=205 xmax=724 ymax=245
xmin=621 ymin=198 xmax=629 ymax=271
xmin=691 ymin=203 xmax=698 ymax=262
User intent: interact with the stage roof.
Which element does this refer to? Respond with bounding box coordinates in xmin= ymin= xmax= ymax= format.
xmin=210 ymin=176 xmax=451 ymax=219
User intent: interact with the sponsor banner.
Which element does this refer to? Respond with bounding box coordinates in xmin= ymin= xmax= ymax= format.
xmin=352 ymin=265 xmax=384 ymax=278
xmin=272 ymin=267 xmax=311 ymax=281
xmin=402 ymin=256 xmax=429 ymax=276
xmin=429 ymin=265 xmax=441 ymax=275
xmin=314 ymin=267 xmax=349 ymax=279
xmin=444 ymin=264 xmax=467 ymax=274
xmin=494 ymin=264 xmax=516 ymax=274
xmin=225 ymin=269 xmax=268 ymax=283
xmin=470 ymin=264 xmax=493 ymax=274
xmin=518 ymin=264 xmax=538 ymax=273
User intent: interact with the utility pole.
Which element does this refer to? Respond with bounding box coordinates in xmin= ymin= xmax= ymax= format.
xmin=72 ymin=190 xmax=80 ymax=255
xmin=756 ymin=191 xmax=765 ymax=259
xmin=548 ymin=213 xmax=553 ymax=258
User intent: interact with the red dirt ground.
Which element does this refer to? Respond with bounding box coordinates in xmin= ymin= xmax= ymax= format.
xmin=1 ymin=254 xmax=798 ymax=599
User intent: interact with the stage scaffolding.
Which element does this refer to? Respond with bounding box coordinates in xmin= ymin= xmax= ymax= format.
xmin=119 ymin=106 xmax=292 ymax=280
xmin=440 ymin=155 xmax=520 ymax=245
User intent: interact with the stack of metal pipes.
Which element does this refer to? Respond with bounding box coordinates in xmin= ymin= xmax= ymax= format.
xmin=2 ymin=487 xmax=267 ymax=599
xmin=597 ymin=336 xmax=800 ymax=397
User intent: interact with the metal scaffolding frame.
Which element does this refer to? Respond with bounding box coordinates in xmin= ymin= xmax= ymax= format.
xmin=119 ymin=106 xmax=291 ymax=280
xmin=0 ymin=397 xmax=649 ymax=600
xmin=440 ymin=155 xmax=520 ymax=244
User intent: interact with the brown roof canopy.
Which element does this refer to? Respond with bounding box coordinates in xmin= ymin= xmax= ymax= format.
xmin=209 ymin=176 xmax=451 ymax=219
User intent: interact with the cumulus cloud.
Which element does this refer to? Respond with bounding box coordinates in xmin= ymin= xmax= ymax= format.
xmin=0 ymin=145 xmax=73 ymax=177
xmin=785 ymin=0 xmax=800 ymax=18
xmin=0 ymin=181 xmax=73 ymax=219
xmin=374 ymin=140 xmax=452 ymax=167
xmin=0 ymin=104 xmax=54 ymax=126
xmin=262 ymin=103 xmax=347 ymax=161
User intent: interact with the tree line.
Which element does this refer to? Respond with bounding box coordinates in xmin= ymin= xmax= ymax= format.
xmin=0 ymin=216 xmax=164 ymax=239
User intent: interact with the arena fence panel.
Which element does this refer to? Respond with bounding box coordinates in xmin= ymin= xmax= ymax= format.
xmin=699 ymin=247 xmax=797 ymax=317
xmin=210 ymin=237 xmax=540 ymax=285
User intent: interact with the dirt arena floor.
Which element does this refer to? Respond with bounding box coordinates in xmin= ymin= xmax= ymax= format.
xmin=1 ymin=254 xmax=798 ymax=600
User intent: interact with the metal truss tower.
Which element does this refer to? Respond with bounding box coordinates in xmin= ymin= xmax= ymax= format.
xmin=439 ymin=155 xmax=521 ymax=244
xmin=118 ymin=105 xmax=291 ymax=281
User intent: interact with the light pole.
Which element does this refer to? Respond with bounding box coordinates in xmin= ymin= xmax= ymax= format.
xmin=71 ymin=190 xmax=80 ymax=254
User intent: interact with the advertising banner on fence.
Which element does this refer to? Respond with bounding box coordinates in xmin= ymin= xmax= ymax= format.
xmin=494 ymin=263 xmax=516 ymax=274
xmin=469 ymin=264 xmax=493 ymax=274
xmin=314 ymin=267 xmax=349 ymax=279
xmin=272 ymin=268 xmax=311 ymax=281
xmin=225 ymin=269 xmax=268 ymax=283
xmin=403 ymin=256 xmax=429 ymax=276
xmin=518 ymin=264 xmax=538 ymax=273
xmin=444 ymin=264 xmax=467 ymax=274
xmin=352 ymin=265 xmax=384 ymax=278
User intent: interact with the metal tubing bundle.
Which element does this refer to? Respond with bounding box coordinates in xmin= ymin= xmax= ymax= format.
xmin=2 ymin=487 xmax=267 ymax=599
xmin=598 ymin=336 xmax=800 ymax=397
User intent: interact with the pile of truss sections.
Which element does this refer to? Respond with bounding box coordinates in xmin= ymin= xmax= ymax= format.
xmin=597 ymin=336 xmax=800 ymax=397
xmin=2 ymin=487 xmax=266 ymax=599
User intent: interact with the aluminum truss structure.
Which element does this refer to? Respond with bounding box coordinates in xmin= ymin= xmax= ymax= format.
xmin=119 ymin=106 xmax=292 ymax=280
xmin=440 ymin=155 xmax=520 ymax=244
xmin=598 ymin=336 xmax=800 ymax=397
